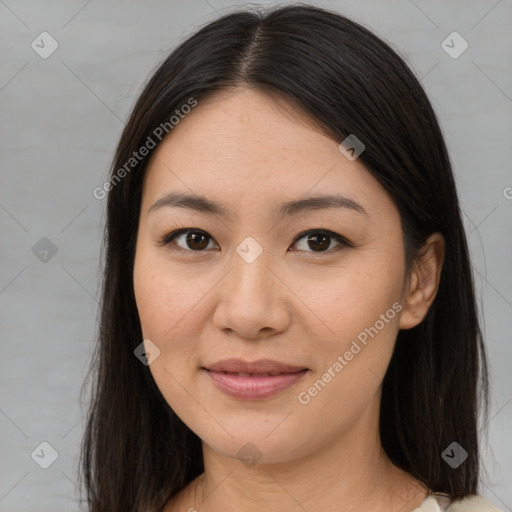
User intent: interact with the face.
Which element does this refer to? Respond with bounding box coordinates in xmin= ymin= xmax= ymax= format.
xmin=133 ymin=87 xmax=410 ymax=465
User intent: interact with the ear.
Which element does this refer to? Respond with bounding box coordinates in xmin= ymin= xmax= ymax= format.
xmin=399 ymin=233 xmax=445 ymax=330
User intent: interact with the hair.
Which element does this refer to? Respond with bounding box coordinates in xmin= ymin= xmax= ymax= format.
xmin=79 ymin=4 xmax=489 ymax=511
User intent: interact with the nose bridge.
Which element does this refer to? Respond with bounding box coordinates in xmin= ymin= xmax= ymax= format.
xmin=219 ymin=235 xmax=285 ymax=316
xmin=230 ymin=235 xmax=275 ymax=298
xmin=211 ymin=232 xmax=292 ymax=338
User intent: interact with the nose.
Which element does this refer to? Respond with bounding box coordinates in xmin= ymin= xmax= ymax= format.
xmin=212 ymin=246 xmax=292 ymax=340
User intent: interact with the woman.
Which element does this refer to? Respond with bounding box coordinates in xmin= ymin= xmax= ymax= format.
xmin=80 ymin=4 xmax=501 ymax=511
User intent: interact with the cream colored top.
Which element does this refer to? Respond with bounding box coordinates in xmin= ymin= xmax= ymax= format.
xmin=413 ymin=493 xmax=502 ymax=511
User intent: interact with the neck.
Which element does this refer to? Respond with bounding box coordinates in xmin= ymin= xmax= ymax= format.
xmin=187 ymin=401 xmax=428 ymax=512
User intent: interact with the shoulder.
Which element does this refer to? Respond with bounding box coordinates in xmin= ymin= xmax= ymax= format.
xmin=446 ymin=495 xmax=503 ymax=512
xmin=414 ymin=494 xmax=503 ymax=512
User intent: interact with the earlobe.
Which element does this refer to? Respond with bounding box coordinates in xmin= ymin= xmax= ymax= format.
xmin=399 ymin=233 xmax=445 ymax=330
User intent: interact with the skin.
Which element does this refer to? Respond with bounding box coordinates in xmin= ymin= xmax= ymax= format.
xmin=133 ymin=87 xmax=445 ymax=512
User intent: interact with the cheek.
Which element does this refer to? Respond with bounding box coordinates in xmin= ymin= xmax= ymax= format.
xmin=134 ymin=245 xmax=204 ymax=340
xmin=293 ymin=249 xmax=404 ymax=416
xmin=293 ymin=268 xmax=402 ymax=438
xmin=133 ymin=244 xmax=218 ymax=393
xmin=133 ymin=247 xmax=204 ymax=422
xmin=305 ymin=252 xmax=404 ymax=352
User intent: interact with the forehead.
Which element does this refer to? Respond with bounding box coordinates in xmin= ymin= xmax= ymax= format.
xmin=141 ymin=88 xmax=395 ymax=221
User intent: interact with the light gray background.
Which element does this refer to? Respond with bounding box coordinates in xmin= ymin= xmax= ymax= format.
xmin=1 ymin=1 xmax=511 ymax=510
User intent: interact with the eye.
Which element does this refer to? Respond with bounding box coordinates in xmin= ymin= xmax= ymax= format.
xmin=290 ymin=229 xmax=351 ymax=254
xmin=158 ymin=228 xmax=218 ymax=252
xmin=158 ymin=228 xmax=351 ymax=254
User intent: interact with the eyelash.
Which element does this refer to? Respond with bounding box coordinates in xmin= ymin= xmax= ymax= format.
xmin=157 ymin=228 xmax=352 ymax=255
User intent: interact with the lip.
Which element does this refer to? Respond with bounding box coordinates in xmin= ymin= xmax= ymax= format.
xmin=205 ymin=358 xmax=307 ymax=374
xmin=202 ymin=359 xmax=309 ymax=400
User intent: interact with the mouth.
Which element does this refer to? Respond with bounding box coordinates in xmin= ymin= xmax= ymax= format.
xmin=202 ymin=359 xmax=310 ymax=400
xmin=209 ymin=371 xmax=300 ymax=376
xmin=204 ymin=358 xmax=308 ymax=374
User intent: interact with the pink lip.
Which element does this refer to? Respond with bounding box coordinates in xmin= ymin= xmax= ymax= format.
xmin=202 ymin=359 xmax=309 ymax=400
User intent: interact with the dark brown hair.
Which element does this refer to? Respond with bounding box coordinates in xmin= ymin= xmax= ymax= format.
xmin=80 ymin=4 xmax=489 ymax=511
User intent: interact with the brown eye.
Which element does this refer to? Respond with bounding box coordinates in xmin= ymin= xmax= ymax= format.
xmin=290 ymin=230 xmax=350 ymax=253
xmin=159 ymin=228 xmax=350 ymax=254
xmin=160 ymin=229 xmax=217 ymax=251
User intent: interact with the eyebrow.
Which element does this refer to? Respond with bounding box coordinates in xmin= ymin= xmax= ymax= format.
xmin=148 ymin=192 xmax=368 ymax=218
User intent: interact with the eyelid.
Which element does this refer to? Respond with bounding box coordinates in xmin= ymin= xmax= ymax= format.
xmin=158 ymin=228 xmax=352 ymax=253
xmin=290 ymin=229 xmax=353 ymax=250
xmin=157 ymin=228 xmax=216 ymax=249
